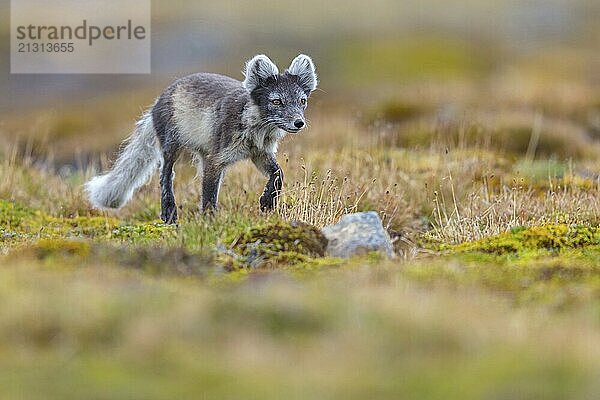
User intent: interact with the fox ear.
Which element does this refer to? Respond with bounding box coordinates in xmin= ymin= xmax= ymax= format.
xmin=287 ymin=54 xmax=318 ymax=93
xmin=243 ymin=55 xmax=279 ymax=92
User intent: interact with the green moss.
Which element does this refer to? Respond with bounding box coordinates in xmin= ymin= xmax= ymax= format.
xmin=0 ymin=199 xmax=178 ymax=248
xmin=404 ymin=244 xmax=600 ymax=305
xmin=283 ymin=256 xmax=347 ymax=277
xmin=0 ymin=199 xmax=125 ymax=239
xmin=111 ymin=222 xmax=177 ymax=242
xmin=14 ymin=239 xmax=211 ymax=277
xmin=90 ymin=245 xmax=211 ymax=277
xmin=411 ymin=224 xmax=600 ymax=308
xmin=452 ymin=224 xmax=600 ymax=255
xmin=230 ymin=221 xmax=326 ymax=257
xmin=220 ymin=220 xmax=328 ymax=270
xmin=43 ymin=215 xmax=123 ymax=238
xmin=208 ymin=268 xmax=254 ymax=287
xmin=31 ymin=238 xmax=92 ymax=259
xmin=0 ymin=199 xmax=36 ymax=229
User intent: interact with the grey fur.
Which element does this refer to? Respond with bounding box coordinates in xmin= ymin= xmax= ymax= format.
xmin=85 ymin=54 xmax=318 ymax=223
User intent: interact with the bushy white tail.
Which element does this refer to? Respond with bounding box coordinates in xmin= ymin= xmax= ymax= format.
xmin=85 ymin=111 xmax=160 ymax=209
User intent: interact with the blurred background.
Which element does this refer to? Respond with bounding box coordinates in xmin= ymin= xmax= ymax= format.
xmin=0 ymin=0 xmax=599 ymax=165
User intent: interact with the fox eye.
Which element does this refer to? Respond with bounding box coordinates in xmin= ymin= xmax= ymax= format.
xmin=300 ymin=98 xmax=307 ymax=106
xmin=271 ymin=99 xmax=282 ymax=105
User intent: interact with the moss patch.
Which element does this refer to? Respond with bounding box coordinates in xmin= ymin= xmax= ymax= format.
xmin=15 ymin=238 xmax=211 ymax=277
xmin=0 ymin=200 xmax=37 ymax=229
xmin=32 ymin=238 xmax=92 ymax=259
xmin=0 ymin=199 xmax=176 ymax=249
xmin=452 ymin=224 xmax=600 ymax=255
xmin=412 ymin=224 xmax=600 ymax=308
xmin=111 ymin=222 xmax=177 ymax=242
xmin=220 ymin=221 xmax=328 ymax=270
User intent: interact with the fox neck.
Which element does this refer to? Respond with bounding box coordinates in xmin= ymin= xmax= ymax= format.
xmin=241 ymin=101 xmax=286 ymax=153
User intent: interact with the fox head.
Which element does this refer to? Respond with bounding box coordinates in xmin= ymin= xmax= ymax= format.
xmin=243 ymin=54 xmax=318 ymax=133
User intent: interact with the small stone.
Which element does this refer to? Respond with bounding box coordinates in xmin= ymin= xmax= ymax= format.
xmin=321 ymin=212 xmax=394 ymax=258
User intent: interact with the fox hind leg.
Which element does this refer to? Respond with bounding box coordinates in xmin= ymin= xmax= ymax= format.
xmin=160 ymin=148 xmax=180 ymax=224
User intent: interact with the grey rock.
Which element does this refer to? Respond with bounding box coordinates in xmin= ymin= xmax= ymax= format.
xmin=321 ymin=212 xmax=394 ymax=258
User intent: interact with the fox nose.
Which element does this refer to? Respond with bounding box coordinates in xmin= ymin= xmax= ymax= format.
xmin=294 ymin=119 xmax=305 ymax=129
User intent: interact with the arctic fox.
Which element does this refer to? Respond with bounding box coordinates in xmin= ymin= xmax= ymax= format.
xmin=85 ymin=54 xmax=318 ymax=224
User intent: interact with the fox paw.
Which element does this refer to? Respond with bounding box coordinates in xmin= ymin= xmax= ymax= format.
xmin=259 ymin=194 xmax=276 ymax=212
xmin=161 ymin=205 xmax=178 ymax=224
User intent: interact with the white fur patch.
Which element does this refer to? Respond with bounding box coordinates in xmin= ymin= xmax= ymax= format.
xmin=268 ymin=129 xmax=286 ymax=153
xmin=172 ymin=90 xmax=215 ymax=152
xmin=241 ymin=103 xmax=261 ymax=127
xmin=85 ymin=110 xmax=160 ymax=209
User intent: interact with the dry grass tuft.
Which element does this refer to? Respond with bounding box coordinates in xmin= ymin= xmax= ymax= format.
xmin=276 ymin=167 xmax=364 ymax=227
xmin=429 ymin=183 xmax=600 ymax=244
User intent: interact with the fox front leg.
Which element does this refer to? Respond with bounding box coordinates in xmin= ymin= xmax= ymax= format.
xmin=202 ymin=162 xmax=225 ymax=212
xmin=252 ymin=152 xmax=283 ymax=212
